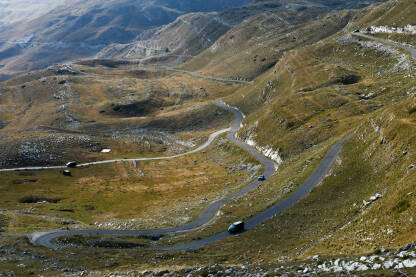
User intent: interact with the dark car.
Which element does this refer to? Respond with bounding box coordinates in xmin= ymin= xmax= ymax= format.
xmin=258 ymin=175 xmax=266 ymax=181
xmin=66 ymin=161 xmax=77 ymax=168
xmin=228 ymin=221 xmax=245 ymax=234
xmin=63 ymin=170 xmax=72 ymax=177
xmin=353 ymin=29 xmax=360 ymax=33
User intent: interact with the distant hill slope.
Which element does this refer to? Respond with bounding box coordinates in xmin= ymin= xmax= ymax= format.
xmin=96 ymin=1 xmax=290 ymax=60
xmin=0 ymin=0 xmax=66 ymax=26
xmin=180 ymin=6 xmax=353 ymax=79
xmin=98 ymin=0 xmax=385 ymax=66
xmin=0 ymin=0 xmax=251 ymax=81
xmin=96 ymin=12 xmax=232 ymax=60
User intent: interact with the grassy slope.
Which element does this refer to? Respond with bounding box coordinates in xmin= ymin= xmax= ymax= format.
xmin=96 ymin=0 xmax=289 ymax=60
xmin=119 ymin=0 xmax=416 ymax=266
xmin=224 ymin=0 xmax=414 ymax=159
xmin=2 ymin=0 xmax=416 ymax=275
xmin=181 ymin=8 xmax=355 ymax=79
xmin=38 ymin=0 xmax=416 ymax=257
xmin=0 ymin=63 xmax=241 ymax=167
xmin=351 ymin=0 xmax=416 ymax=45
xmin=194 ymin=0 xmax=416 ymax=261
xmin=352 ymin=0 xmax=416 ymax=28
xmin=0 ymin=134 xmax=261 ymax=233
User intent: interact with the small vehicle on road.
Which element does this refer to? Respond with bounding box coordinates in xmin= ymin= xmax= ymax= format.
xmin=228 ymin=221 xmax=245 ymax=234
xmin=62 ymin=170 xmax=72 ymax=177
xmin=353 ymin=29 xmax=360 ymax=33
xmin=258 ymin=175 xmax=266 ymax=181
xmin=66 ymin=161 xmax=77 ymax=168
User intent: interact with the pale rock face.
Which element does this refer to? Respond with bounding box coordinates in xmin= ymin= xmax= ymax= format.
xmin=217 ymin=101 xmax=281 ymax=169
xmin=403 ymin=259 xmax=416 ymax=268
xmin=211 ymin=41 xmax=220 ymax=53
xmin=342 ymin=261 xmax=359 ymax=271
xmin=367 ymin=25 xmax=416 ymax=35
xmin=372 ymin=263 xmax=381 ymax=270
xmin=356 ymin=264 xmax=369 ymax=271
xmin=245 ymin=135 xmax=282 ymax=169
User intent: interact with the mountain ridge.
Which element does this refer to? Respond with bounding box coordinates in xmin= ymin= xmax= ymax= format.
xmin=0 ymin=0 xmax=251 ymax=81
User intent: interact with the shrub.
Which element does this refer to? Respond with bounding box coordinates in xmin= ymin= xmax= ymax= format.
xmin=0 ymin=214 xmax=7 ymax=232
xmin=19 ymin=195 xmax=60 ymax=204
xmin=392 ymin=200 xmax=410 ymax=213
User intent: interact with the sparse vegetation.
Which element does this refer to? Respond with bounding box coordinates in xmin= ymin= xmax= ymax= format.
xmin=1 ymin=0 xmax=416 ymax=275
xmin=0 ymin=214 xmax=6 ymax=232
xmin=0 ymin=134 xmax=261 ymax=232
xmin=393 ymin=200 xmax=411 ymax=213
xmin=19 ymin=196 xmax=61 ymax=204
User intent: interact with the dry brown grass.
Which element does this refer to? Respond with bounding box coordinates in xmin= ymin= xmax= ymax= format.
xmin=0 ymin=134 xmax=261 ymax=232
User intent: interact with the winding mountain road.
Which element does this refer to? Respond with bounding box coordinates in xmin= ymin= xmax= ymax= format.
xmin=9 ymin=32 xmax=406 ymax=251
xmin=0 ymin=127 xmax=230 ymax=173
xmin=28 ymin=100 xmax=349 ymax=250
xmin=353 ymin=33 xmax=416 ymax=60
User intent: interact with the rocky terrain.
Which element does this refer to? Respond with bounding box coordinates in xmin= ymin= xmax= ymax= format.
xmin=1 ymin=0 xmax=416 ymax=276
xmin=1 ymin=240 xmax=416 ymax=276
xmin=0 ymin=61 xmax=238 ymax=167
xmin=0 ymin=0 xmax=387 ymax=81
xmin=0 ymin=0 xmax=251 ymax=81
xmin=81 ymin=244 xmax=416 ymax=276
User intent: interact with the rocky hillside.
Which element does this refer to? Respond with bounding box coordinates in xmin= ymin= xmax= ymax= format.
xmin=96 ymin=0 xmax=310 ymax=60
xmin=96 ymin=12 xmax=233 ymax=60
xmin=0 ymin=0 xmax=251 ymax=81
xmin=179 ymin=0 xmax=387 ymax=79
xmin=0 ymin=0 xmax=66 ymax=26
xmin=204 ymin=0 xmax=416 ymax=264
xmin=98 ymin=0 xmax=386 ymax=66
xmin=2 ymin=0 xmax=416 ymax=276
xmin=0 ymin=62 xmax=238 ymax=167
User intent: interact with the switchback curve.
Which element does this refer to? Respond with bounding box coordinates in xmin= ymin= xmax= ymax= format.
xmin=31 ymin=100 xmax=349 ymax=250
xmin=30 ymin=100 xmax=276 ymax=248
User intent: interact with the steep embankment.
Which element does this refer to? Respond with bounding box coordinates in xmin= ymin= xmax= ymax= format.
xmin=96 ymin=12 xmax=233 ymax=60
xmin=222 ymin=0 xmax=415 ymax=162
xmin=202 ymin=0 xmax=416 ymax=261
xmin=96 ymin=0 xmax=315 ymax=62
xmin=181 ymin=8 xmax=356 ymax=80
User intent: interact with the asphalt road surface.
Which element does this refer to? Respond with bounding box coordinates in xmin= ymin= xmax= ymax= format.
xmin=30 ymin=100 xmax=349 ymax=250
